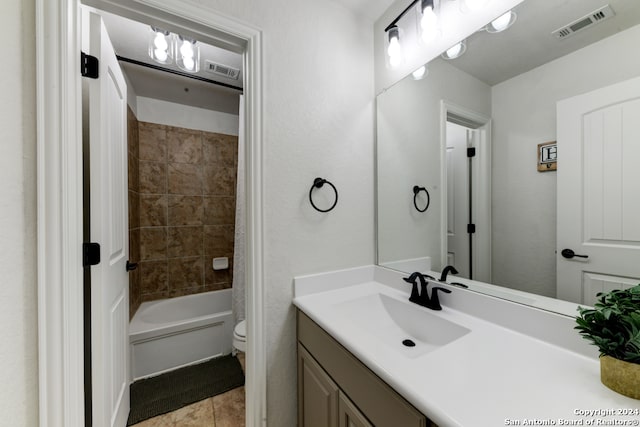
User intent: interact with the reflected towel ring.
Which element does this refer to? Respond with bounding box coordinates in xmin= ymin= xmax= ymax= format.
xmin=413 ymin=185 xmax=430 ymax=213
xmin=309 ymin=178 xmax=338 ymax=213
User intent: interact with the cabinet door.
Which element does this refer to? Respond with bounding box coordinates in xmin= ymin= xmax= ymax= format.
xmin=338 ymin=391 xmax=373 ymax=427
xmin=298 ymin=344 xmax=339 ymax=427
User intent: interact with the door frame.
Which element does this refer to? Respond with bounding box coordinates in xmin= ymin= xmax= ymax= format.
xmin=36 ymin=1 xmax=266 ymax=426
xmin=440 ymin=100 xmax=492 ymax=281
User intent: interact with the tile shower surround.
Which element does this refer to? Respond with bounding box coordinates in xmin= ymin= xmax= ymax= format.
xmin=127 ymin=111 xmax=238 ymax=318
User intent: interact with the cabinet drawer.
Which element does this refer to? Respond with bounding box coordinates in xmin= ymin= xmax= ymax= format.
xmin=298 ymin=311 xmax=428 ymax=427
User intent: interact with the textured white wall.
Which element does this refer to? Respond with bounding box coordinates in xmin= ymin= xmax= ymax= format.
xmin=136 ymin=96 xmax=239 ymax=135
xmin=377 ymin=59 xmax=491 ymax=271
xmin=0 ymin=0 xmax=39 ymax=425
xmin=491 ymin=24 xmax=640 ymax=297
xmin=185 ymin=1 xmax=376 ymax=425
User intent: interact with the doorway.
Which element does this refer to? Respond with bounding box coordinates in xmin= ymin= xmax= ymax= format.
xmin=36 ymin=1 xmax=265 ymax=426
xmin=440 ymin=101 xmax=492 ymax=282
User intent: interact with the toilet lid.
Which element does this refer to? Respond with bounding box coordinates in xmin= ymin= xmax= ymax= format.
xmin=234 ymin=320 xmax=246 ymax=338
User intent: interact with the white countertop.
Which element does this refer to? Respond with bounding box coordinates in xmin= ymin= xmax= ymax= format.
xmin=293 ymin=267 xmax=640 ymax=427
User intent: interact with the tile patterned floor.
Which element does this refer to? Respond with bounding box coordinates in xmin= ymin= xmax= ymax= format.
xmin=131 ymin=353 xmax=246 ymax=427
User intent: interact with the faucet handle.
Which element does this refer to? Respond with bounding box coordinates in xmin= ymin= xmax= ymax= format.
xmin=428 ymin=287 xmax=452 ymax=311
xmin=403 ymin=273 xmax=421 ymax=303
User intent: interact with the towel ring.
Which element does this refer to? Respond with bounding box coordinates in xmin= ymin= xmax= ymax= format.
xmin=309 ymin=178 xmax=338 ymax=213
xmin=413 ymin=185 xmax=430 ymax=213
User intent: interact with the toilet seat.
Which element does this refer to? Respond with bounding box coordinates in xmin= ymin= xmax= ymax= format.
xmin=233 ymin=320 xmax=246 ymax=353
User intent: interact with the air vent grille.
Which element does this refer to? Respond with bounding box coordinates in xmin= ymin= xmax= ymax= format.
xmin=204 ymin=60 xmax=240 ymax=80
xmin=552 ymin=4 xmax=615 ymax=40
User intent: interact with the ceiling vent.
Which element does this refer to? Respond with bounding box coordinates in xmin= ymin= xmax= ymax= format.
xmin=204 ymin=60 xmax=240 ymax=80
xmin=552 ymin=5 xmax=615 ymax=40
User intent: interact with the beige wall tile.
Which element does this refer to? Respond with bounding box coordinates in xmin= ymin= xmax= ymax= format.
xmin=139 ymin=122 xmax=167 ymax=162
xmin=203 ymin=166 xmax=236 ymax=196
xmin=204 ymin=225 xmax=234 ymax=256
xmin=129 ymin=268 xmax=141 ymax=320
xmin=167 ymin=127 xmax=203 ymax=165
xmin=128 ymin=153 xmax=139 ymax=192
xmin=129 ymin=190 xmax=140 ymax=229
xmin=139 ymin=161 xmax=167 ymax=194
xmin=168 ymin=257 xmax=204 ymax=290
xmin=129 ymin=228 xmax=140 ymax=262
xmin=140 ymin=227 xmax=167 ymax=261
xmin=168 ymin=163 xmax=202 ymax=195
xmin=140 ymin=194 xmax=168 ymax=227
xmin=168 ymin=195 xmax=203 ymax=226
xmin=139 ymin=260 xmax=169 ymax=295
xmin=203 ymin=196 xmax=235 ymax=225
xmin=203 ymin=133 xmax=238 ymax=167
xmin=168 ymin=226 xmax=203 ymax=258
xmin=204 ymin=254 xmax=232 ymax=287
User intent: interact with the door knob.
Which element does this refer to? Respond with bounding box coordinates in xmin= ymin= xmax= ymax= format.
xmin=561 ymin=249 xmax=588 ymax=259
xmin=126 ymin=260 xmax=138 ymax=272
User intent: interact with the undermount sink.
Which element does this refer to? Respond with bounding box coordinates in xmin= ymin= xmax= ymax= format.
xmin=333 ymin=293 xmax=471 ymax=358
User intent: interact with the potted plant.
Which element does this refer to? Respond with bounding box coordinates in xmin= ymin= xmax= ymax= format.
xmin=575 ymin=285 xmax=640 ymax=399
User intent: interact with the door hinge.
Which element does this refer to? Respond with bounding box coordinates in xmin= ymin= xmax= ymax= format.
xmin=81 ymin=52 xmax=99 ymax=79
xmin=467 ymin=147 xmax=476 ymax=158
xmin=467 ymin=224 xmax=476 ymax=234
xmin=83 ymin=242 xmax=101 ymax=267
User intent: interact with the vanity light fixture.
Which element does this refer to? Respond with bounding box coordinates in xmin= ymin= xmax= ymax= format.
xmin=485 ymin=10 xmax=517 ymax=33
xmin=412 ymin=65 xmax=428 ymax=80
xmin=149 ymin=27 xmax=173 ymax=64
xmin=176 ymin=36 xmax=200 ymax=73
xmin=419 ymin=0 xmax=440 ymax=43
xmin=387 ymin=26 xmax=403 ymax=68
xmin=441 ymin=40 xmax=466 ymax=60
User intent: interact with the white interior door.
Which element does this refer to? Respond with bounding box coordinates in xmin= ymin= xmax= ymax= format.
xmin=557 ymin=75 xmax=640 ymax=305
xmin=88 ymin=11 xmax=130 ymax=427
xmin=447 ymin=122 xmax=470 ymax=278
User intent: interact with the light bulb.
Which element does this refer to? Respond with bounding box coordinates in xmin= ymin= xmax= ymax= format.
xmin=154 ymin=48 xmax=168 ymax=62
xmin=154 ymin=32 xmax=168 ymax=51
xmin=387 ymin=27 xmax=402 ymax=68
xmin=182 ymin=57 xmax=195 ymax=71
xmin=180 ymin=40 xmax=194 ymax=58
xmin=387 ymin=36 xmax=400 ymax=58
xmin=487 ymin=10 xmax=516 ymax=33
xmin=420 ymin=6 xmax=439 ymax=43
xmin=446 ymin=43 xmax=462 ymax=58
xmin=412 ymin=66 xmax=427 ymax=80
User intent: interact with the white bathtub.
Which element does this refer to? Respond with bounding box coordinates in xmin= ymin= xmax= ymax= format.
xmin=129 ymin=288 xmax=233 ymax=381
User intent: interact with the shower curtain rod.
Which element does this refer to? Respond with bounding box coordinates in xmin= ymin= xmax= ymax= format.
xmin=116 ymin=55 xmax=244 ymax=93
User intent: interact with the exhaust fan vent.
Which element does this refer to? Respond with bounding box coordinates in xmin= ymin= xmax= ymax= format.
xmin=552 ymin=4 xmax=615 ymax=40
xmin=204 ymin=60 xmax=240 ymax=80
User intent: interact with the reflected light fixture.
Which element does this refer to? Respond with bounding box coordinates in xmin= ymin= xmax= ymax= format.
xmin=149 ymin=27 xmax=172 ymax=64
xmin=412 ymin=65 xmax=428 ymax=80
xmin=441 ymin=41 xmax=466 ymax=60
xmin=387 ymin=26 xmax=403 ymax=68
xmin=176 ymin=36 xmax=200 ymax=73
xmin=486 ymin=10 xmax=517 ymax=33
xmin=420 ymin=0 xmax=440 ymax=43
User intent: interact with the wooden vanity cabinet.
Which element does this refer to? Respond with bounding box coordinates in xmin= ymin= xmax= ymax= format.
xmin=297 ymin=311 xmax=437 ymax=427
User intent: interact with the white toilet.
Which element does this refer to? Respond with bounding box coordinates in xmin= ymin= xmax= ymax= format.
xmin=233 ymin=320 xmax=246 ymax=354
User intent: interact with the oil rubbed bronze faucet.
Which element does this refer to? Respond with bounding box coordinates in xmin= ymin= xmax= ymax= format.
xmin=403 ymin=272 xmax=451 ymax=311
xmin=439 ymin=265 xmax=459 ymax=282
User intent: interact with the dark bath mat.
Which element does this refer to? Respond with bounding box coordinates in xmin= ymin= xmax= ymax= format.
xmin=126 ymin=354 xmax=245 ymax=426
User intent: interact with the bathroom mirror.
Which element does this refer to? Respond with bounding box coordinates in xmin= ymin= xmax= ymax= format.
xmin=376 ymin=0 xmax=640 ymax=313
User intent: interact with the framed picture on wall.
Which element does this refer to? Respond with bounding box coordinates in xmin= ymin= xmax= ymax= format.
xmin=538 ymin=141 xmax=557 ymax=172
